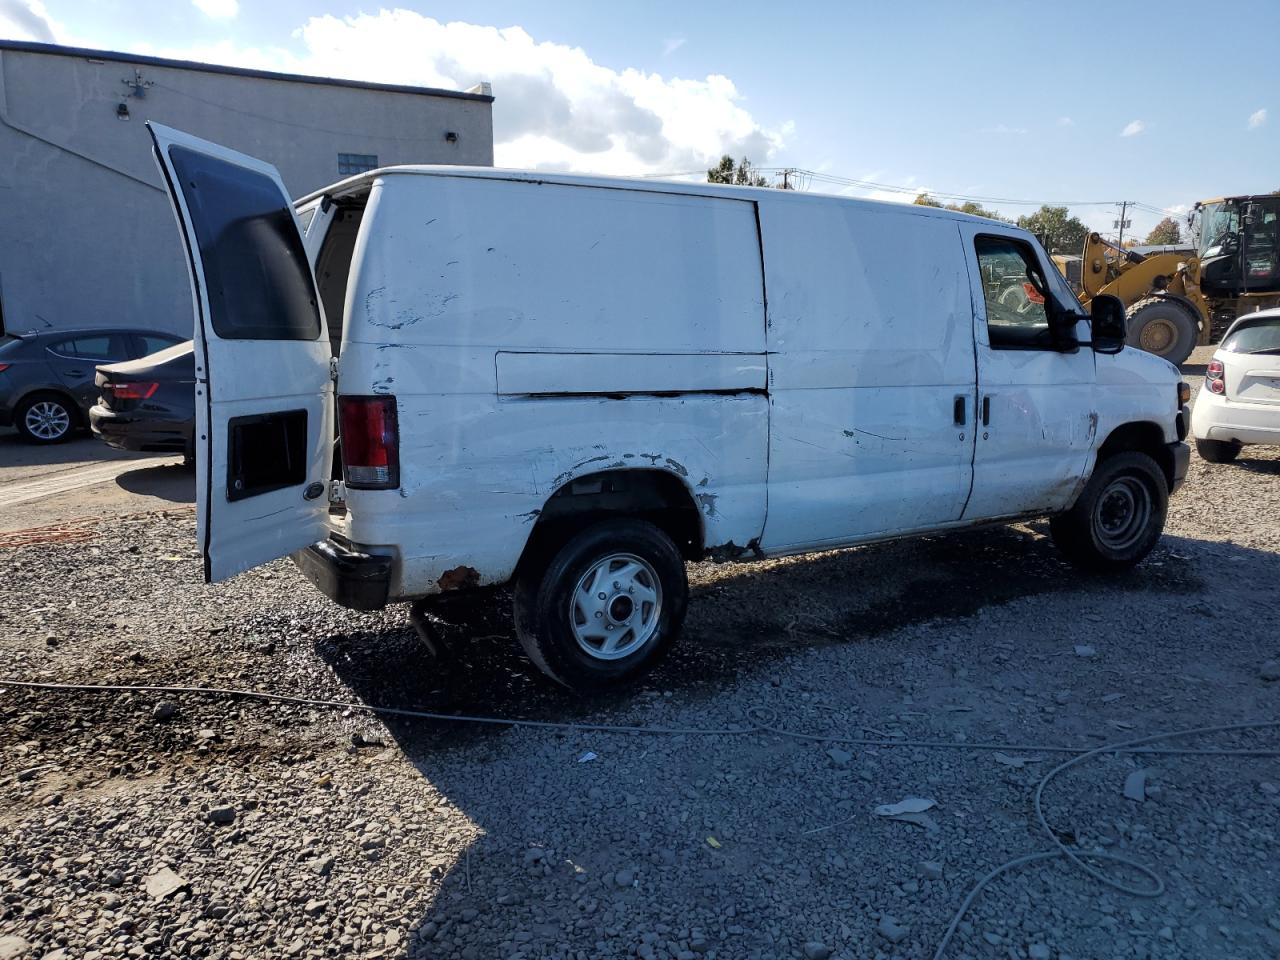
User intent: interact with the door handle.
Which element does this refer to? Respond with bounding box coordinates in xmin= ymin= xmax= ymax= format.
xmin=981 ymin=396 xmax=991 ymax=426
xmin=953 ymin=395 xmax=966 ymax=425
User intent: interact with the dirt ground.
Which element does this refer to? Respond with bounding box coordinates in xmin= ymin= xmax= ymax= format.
xmin=0 ymin=428 xmax=189 ymax=535
xmin=1 ymin=348 xmax=1278 ymax=960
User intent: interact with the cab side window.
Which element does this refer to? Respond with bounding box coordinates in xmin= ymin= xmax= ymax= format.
xmin=975 ymin=236 xmax=1055 ymax=349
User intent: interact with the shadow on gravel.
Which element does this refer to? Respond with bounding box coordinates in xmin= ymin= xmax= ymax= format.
xmin=1230 ymin=454 xmax=1280 ymax=476
xmin=114 ymin=462 xmax=196 ymax=503
xmin=316 ymin=522 xmax=1210 ymax=752
xmin=306 ymin=525 xmax=1280 ymax=960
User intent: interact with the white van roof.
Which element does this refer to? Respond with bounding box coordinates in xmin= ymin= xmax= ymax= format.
xmin=296 ymin=165 xmax=1022 ymax=231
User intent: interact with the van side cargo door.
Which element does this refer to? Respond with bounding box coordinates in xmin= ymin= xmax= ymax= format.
xmin=759 ymin=204 xmax=978 ymax=550
xmin=148 ymin=123 xmax=333 ymax=583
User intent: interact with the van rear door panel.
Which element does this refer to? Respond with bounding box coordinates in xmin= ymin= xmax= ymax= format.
xmin=149 ymin=123 xmax=333 ymax=583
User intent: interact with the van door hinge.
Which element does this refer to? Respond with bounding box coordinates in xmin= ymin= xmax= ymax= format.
xmin=328 ymin=356 xmax=339 ymax=381
xmin=328 ymin=479 xmax=347 ymax=504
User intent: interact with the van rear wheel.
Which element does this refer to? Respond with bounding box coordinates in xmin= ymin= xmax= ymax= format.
xmin=1049 ymin=451 xmax=1168 ymax=571
xmin=512 ymin=519 xmax=688 ymax=692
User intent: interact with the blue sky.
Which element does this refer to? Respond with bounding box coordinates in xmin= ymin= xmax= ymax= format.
xmin=4 ymin=0 xmax=1277 ymax=239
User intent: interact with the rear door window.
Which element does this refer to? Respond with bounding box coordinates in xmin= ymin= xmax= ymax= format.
xmin=168 ymin=145 xmax=321 ymax=341
xmin=134 ymin=333 xmax=183 ymax=358
xmin=49 ymin=334 xmax=131 ymax=360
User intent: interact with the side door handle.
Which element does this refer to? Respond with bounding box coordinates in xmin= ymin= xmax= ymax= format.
xmin=953 ymin=395 xmax=966 ymax=425
xmin=981 ymin=396 xmax=991 ymax=427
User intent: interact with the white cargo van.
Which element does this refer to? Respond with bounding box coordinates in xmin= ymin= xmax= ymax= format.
xmin=149 ymin=124 xmax=1191 ymax=691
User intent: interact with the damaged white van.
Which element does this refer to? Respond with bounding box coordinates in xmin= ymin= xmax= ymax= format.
xmin=149 ymin=124 xmax=1191 ymax=692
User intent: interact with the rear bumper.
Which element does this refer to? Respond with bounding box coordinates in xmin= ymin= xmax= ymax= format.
xmin=291 ymin=537 xmax=393 ymax=611
xmin=90 ymin=404 xmax=193 ymax=452
xmin=0 ymin=406 xmax=11 ymax=428
xmin=1191 ymin=391 xmax=1280 ymax=445
xmin=1168 ymin=440 xmax=1190 ymax=495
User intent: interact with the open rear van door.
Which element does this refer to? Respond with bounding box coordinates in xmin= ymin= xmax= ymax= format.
xmin=148 ymin=123 xmax=333 ymax=583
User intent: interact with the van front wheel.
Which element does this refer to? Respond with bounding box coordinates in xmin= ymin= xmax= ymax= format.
xmin=513 ymin=519 xmax=688 ymax=692
xmin=1049 ymin=451 xmax=1168 ymax=571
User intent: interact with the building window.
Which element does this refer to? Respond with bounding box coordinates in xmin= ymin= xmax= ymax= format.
xmin=338 ymin=153 xmax=378 ymax=175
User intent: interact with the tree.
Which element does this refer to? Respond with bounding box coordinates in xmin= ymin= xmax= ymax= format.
xmin=1144 ymin=217 xmax=1181 ymax=245
xmin=1016 ymin=205 xmax=1089 ymax=255
xmin=914 ymin=193 xmax=1009 ymax=222
xmin=707 ymin=155 xmax=769 ymax=188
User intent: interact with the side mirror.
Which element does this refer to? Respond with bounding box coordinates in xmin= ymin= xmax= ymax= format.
xmin=1090 ymin=294 xmax=1127 ymax=354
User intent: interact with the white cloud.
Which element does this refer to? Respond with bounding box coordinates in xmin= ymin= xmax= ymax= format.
xmin=192 ymin=0 xmax=239 ymax=18
xmin=0 ymin=0 xmax=56 ymax=42
xmin=980 ymin=123 xmax=1027 ymax=135
xmin=144 ymin=11 xmax=787 ymax=176
xmin=1248 ymin=108 xmax=1267 ymax=129
xmin=662 ymin=36 xmax=686 ymax=56
xmin=1120 ymin=119 xmax=1145 ymax=137
xmin=1056 ymin=116 xmax=1074 ymax=127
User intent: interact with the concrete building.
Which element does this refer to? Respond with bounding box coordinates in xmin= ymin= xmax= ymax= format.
xmin=0 ymin=40 xmax=494 ymax=338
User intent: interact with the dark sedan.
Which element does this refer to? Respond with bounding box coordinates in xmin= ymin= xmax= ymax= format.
xmin=90 ymin=341 xmax=196 ymax=461
xmin=0 ymin=327 xmax=185 ymax=443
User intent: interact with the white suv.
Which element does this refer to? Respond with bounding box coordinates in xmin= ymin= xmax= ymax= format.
xmin=1192 ymin=309 xmax=1280 ymax=462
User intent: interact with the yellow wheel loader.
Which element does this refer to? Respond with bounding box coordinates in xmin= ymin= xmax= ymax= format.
xmin=1053 ymin=194 xmax=1280 ymax=366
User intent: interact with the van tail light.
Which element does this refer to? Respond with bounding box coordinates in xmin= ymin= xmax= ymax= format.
xmin=1206 ymin=360 xmax=1226 ymax=395
xmin=0 ymin=362 xmax=10 ymax=373
xmin=338 ymin=395 xmax=400 ymax=490
xmin=103 ymin=381 xmax=160 ymax=401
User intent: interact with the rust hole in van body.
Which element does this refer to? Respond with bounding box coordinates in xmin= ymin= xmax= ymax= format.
xmin=438 ymin=565 xmax=481 ymax=591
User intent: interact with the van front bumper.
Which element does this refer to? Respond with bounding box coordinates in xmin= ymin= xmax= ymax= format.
xmin=291 ymin=537 xmax=393 ymax=611
xmin=1169 ymin=440 xmax=1190 ymax=495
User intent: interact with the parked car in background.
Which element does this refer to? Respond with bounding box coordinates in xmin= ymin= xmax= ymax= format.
xmin=90 ymin=340 xmax=196 ymax=462
xmin=1192 ymin=309 xmax=1280 ymax=462
xmin=0 ymin=328 xmax=185 ymax=443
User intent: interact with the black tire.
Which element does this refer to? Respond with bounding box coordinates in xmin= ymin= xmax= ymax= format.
xmin=512 ymin=519 xmax=688 ymax=692
xmin=1195 ymin=437 xmax=1242 ymax=463
xmin=1126 ymin=297 xmax=1199 ymax=366
xmin=14 ymin=392 xmax=77 ymax=444
xmin=1049 ymin=451 xmax=1168 ymax=571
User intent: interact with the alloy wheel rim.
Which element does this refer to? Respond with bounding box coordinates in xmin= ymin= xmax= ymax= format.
xmin=25 ymin=401 xmax=71 ymax=440
xmin=1093 ymin=476 xmax=1151 ymax=551
xmin=570 ymin=553 xmax=662 ymax=661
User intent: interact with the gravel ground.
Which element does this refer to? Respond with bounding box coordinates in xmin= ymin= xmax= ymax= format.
xmin=2 ymin=365 xmax=1279 ymax=960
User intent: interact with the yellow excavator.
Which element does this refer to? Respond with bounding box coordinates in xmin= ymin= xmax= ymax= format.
xmin=1053 ymin=193 xmax=1280 ymax=365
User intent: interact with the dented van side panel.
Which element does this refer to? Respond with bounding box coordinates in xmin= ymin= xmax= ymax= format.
xmin=338 ymin=175 xmax=769 ymax=599
xmin=758 ymin=201 xmax=979 ymax=550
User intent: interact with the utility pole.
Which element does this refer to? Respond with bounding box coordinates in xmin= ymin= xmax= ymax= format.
xmin=776 ymin=168 xmax=799 ymax=190
xmin=1114 ymin=200 xmax=1131 ymax=248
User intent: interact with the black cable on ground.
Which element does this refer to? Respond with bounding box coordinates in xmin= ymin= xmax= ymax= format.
xmin=2 ymin=678 xmax=1277 ymax=960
